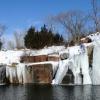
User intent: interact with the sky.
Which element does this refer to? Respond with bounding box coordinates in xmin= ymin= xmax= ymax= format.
xmin=0 ymin=0 xmax=92 ymax=39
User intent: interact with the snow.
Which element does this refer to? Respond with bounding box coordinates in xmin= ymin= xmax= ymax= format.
xmin=0 ymin=50 xmax=24 ymax=65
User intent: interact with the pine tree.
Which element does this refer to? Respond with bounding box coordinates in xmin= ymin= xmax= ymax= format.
xmin=0 ymin=40 xmax=2 ymax=50
xmin=24 ymin=25 xmax=64 ymax=49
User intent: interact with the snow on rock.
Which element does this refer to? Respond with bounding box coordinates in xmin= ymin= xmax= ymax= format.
xmin=35 ymin=46 xmax=65 ymax=55
xmin=0 ymin=50 xmax=24 ymax=65
xmin=87 ymin=32 xmax=100 ymax=41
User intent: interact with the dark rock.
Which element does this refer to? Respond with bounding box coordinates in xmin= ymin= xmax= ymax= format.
xmin=0 ymin=65 xmax=6 ymax=84
xmin=60 ymin=53 xmax=69 ymax=60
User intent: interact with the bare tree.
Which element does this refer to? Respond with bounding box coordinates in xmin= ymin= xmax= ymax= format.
xmin=7 ymin=40 xmax=15 ymax=50
xmin=51 ymin=10 xmax=88 ymax=44
xmin=14 ymin=31 xmax=25 ymax=49
xmin=90 ymin=0 xmax=100 ymax=32
xmin=0 ymin=24 xmax=6 ymax=37
xmin=0 ymin=24 xmax=6 ymax=49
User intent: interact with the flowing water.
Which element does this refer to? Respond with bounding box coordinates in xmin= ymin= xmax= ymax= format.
xmin=0 ymin=85 xmax=100 ymax=100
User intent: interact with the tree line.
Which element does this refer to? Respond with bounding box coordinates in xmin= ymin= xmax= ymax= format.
xmin=0 ymin=0 xmax=100 ymax=50
xmin=24 ymin=25 xmax=64 ymax=49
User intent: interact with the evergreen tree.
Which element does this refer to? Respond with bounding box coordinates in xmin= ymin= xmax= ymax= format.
xmin=24 ymin=27 xmax=35 ymax=49
xmin=0 ymin=40 xmax=2 ymax=50
xmin=24 ymin=25 xmax=64 ymax=49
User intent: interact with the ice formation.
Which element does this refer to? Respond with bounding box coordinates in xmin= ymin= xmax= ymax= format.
xmin=53 ymin=45 xmax=92 ymax=85
xmin=0 ymin=34 xmax=100 ymax=85
xmin=92 ymin=41 xmax=100 ymax=85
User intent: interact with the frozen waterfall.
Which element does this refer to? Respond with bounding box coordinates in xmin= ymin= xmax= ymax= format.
xmin=53 ymin=45 xmax=92 ymax=85
xmin=72 ymin=53 xmax=91 ymax=85
xmin=6 ymin=64 xmax=33 ymax=84
xmin=52 ymin=60 xmax=69 ymax=84
xmin=92 ymin=41 xmax=100 ymax=85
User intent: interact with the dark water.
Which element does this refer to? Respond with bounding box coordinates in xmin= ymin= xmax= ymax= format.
xmin=0 ymin=85 xmax=100 ymax=100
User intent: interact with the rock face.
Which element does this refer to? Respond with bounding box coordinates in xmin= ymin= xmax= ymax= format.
xmin=30 ymin=64 xmax=53 ymax=84
xmin=6 ymin=63 xmax=53 ymax=84
xmin=48 ymin=55 xmax=59 ymax=61
xmin=0 ymin=65 xmax=6 ymax=84
xmin=81 ymin=37 xmax=92 ymax=43
xmin=87 ymin=46 xmax=93 ymax=67
xmin=20 ymin=55 xmax=59 ymax=63
xmin=62 ymin=69 xmax=74 ymax=84
xmin=20 ymin=55 xmax=48 ymax=63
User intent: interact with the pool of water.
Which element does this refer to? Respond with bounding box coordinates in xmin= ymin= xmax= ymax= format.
xmin=0 ymin=84 xmax=100 ymax=100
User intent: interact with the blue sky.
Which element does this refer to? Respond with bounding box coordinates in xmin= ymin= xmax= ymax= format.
xmin=0 ymin=0 xmax=91 ymax=39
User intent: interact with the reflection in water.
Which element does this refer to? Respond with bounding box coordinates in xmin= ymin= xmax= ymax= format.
xmin=0 ymin=85 xmax=100 ymax=100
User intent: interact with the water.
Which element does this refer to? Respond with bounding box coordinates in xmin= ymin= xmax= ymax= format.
xmin=0 ymin=85 xmax=100 ymax=100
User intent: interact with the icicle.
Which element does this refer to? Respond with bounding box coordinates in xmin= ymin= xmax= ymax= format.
xmin=72 ymin=55 xmax=82 ymax=85
xmin=81 ymin=53 xmax=92 ymax=85
xmin=17 ymin=63 xmax=26 ymax=84
xmin=6 ymin=66 xmax=17 ymax=83
xmin=71 ymin=47 xmax=92 ymax=85
xmin=52 ymin=60 xmax=69 ymax=84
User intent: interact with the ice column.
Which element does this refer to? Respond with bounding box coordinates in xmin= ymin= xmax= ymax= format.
xmin=52 ymin=60 xmax=69 ymax=84
xmin=92 ymin=43 xmax=100 ymax=85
